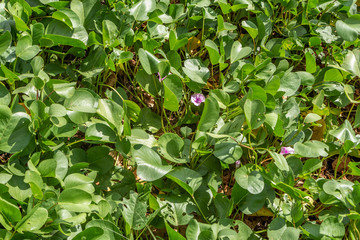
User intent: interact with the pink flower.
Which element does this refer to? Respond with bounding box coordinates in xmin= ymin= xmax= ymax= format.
xmin=191 ymin=93 xmax=205 ymax=106
xmin=235 ymin=160 xmax=241 ymax=168
xmin=280 ymin=147 xmax=295 ymax=155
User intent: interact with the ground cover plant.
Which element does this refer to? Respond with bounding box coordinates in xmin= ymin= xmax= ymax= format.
xmin=1 ymin=0 xmax=360 ymax=239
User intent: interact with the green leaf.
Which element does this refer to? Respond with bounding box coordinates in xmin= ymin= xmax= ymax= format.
xmin=24 ymin=171 xmax=43 ymax=199
xmin=159 ymin=195 xmax=194 ymax=226
xmin=336 ymin=15 xmax=360 ymax=42
xmin=324 ymin=69 xmax=343 ymax=82
xmin=135 ymin=70 xmax=161 ymax=97
xmin=279 ymin=72 xmax=301 ymax=96
xmin=304 ymin=113 xmax=321 ymax=123
xmin=305 ymin=52 xmax=316 ymax=73
xmin=0 ymin=84 xmax=11 ymax=106
xmin=268 ymin=151 xmax=290 ymax=172
xmin=214 ymin=140 xmax=243 ymax=164
xmin=183 ymin=59 xmax=210 ymax=84
xmin=235 ymin=166 xmax=264 ymax=194
xmin=16 ymin=35 xmax=40 ymax=61
xmin=320 ymin=216 xmax=345 ymax=238
xmin=0 ymin=196 xmax=22 ymax=223
xmin=86 ymin=220 xmax=123 ymax=240
xmin=198 ymin=96 xmax=219 ymax=132
xmin=121 ymin=191 xmax=148 ymax=230
xmin=166 ymin=167 xmax=202 ymax=195
xmin=294 ymin=140 xmax=329 ymax=157
xmin=41 ymin=34 xmax=86 ymax=49
xmin=52 ymin=9 xmax=81 ymax=29
xmin=242 ymin=20 xmax=258 ymax=39
xmin=163 ymin=74 xmax=182 ymax=112
xmin=268 ymin=218 xmax=300 ymax=240
xmin=133 ymin=145 xmax=172 ymax=181
xmin=0 ymin=31 xmax=11 ymax=56
xmin=244 ymin=99 xmax=265 ymax=130
xmin=85 ymin=123 xmax=117 ymax=143
xmin=230 ymin=41 xmax=252 ymax=64
xmin=329 ymin=119 xmax=357 ymax=143
xmin=138 ymin=48 xmax=160 ymax=74
xmin=97 ymin=99 xmax=124 ymax=134
xmin=64 ymin=89 xmax=97 ymax=113
xmin=342 ymin=50 xmax=360 ymax=76
xmin=0 ymin=106 xmax=32 ymax=153
xmin=72 ymin=227 xmax=104 ymax=240
xmin=158 ymin=133 xmax=186 ymax=163
xmin=165 ymin=221 xmax=186 ymax=240
xmin=205 ymin=39 xmax=220 ymax=65
xmin=16 ymin=207 xmax=48 ymax=233
xmin=59 ymin=188 xmax=92 ymax=212
xmin=129 ymin=0 xmax=156 ymax=21
xmin=54 ymin=151 xmax=68 ymax=181
xmin=302 ymin=158 xmax=322 ymax=175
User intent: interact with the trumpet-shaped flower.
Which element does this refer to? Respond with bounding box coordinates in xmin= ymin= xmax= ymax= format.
xmin=191 ymin=93 xmax=205 ymax=106
xmin=280 ymin=146 xmax=295 ymax=155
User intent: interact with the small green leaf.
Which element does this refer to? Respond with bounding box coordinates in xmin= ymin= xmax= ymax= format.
xmin=268 ymin=151 xmax=290 ymax=172
xmin=305 ymin=52 xmax=316 ymax=73
xmin=242 ymin=20 xmax=258 ymax=39
xmin=294 ymin=141 xmax=329 ymax=157
xmin=133 ymin=145 xmax=172 ymax=181
xmin=235 ymin=166 xmax=264 ymax=194
xmin=198 ymin=97 xmax=219 ymax=132
xmin=183 ymin=59 xmax=210 ymax=84
xmin=244 ymin=99 xmax=265 ymax=130
xmin=0 ymin=31 xmax=11 ymax=56
xmin=138 ymin=48 xmax=160 ymax=74
xmin=163 ymin=75 xmax=182 ymax=112
xmin=205 ymin=39 xmax=220 ymax=65
xmin=16 ymin=207 xmax=48 ymax=233
xmin=16 ymin=35 xmax=40 ymax=61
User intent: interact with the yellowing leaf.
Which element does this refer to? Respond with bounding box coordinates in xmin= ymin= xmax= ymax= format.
xmin=312 ymin=119 xmax=326 ymax=141
xmin=187 ymin=36 xmax=201 ymax=51
xmin=248 ymin=207 xmax=274 ymax=217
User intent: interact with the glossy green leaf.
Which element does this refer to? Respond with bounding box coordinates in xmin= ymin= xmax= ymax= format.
xmin=294 ymin=141 xmax=329 ymax=157
xmin=0 ymin=107 xmax=32 ymax=153
xmin=85 ymin=123 xmax=117 ymax=143
xmin=163 ymin=74 xmax=182 ymax=112
xmin=336 ymin=15 xmax=360 ymax=42
xmin=0 ymin=31 xmax=11 ymax=56
xmin=244 ymin=99 xmax=265 ymax=130
xmin=205 ymin=39 xmax=220 ymax=65
xmin=133 ymin=145 xmax=172 ymax=181
xmin=64 ymin=89 xmax=97 ymax=113
xmin=230 ymin=41 xmax=252 ymax=63
xmin=138 ymin=48 xmax=160 ymax=74
xmin=16 ymin=35 xmax=40 ymax=61
xmin=269 ymin=151 xmax=290 ymax=172
xmin=329 ymin=119 xmax=357 ymax=143
xmin=166 ymin=167 xmax=202 ymax=195
xmin=235 ymin=166 xmax=264 ymax=194
xmin=0 ymin=196 xmax=21 ymax=223
xmin=242 ymin=20 xmax=258 ymax=39
xmin=198 ymin=96 xmax=219 ymax=132
xmin=16 ymin=207 xmax=48 ymax=233
xmin=183 ymin=59 xmax=210 ymax=84
xmin=158 ymin=133 xmax=186 ymax=163
xmin=129 ymin=0 xmax=156 ymax=21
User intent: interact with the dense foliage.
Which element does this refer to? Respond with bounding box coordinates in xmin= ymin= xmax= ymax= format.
xmin=1 ymin=0 xmax=360 ymax=239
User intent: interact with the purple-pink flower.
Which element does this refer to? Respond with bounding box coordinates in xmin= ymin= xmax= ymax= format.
xmin=235 ymin=160 xmax=241 ymax=168
xmin=191 ymin=93 xmax=205 ymax=106
xmin=280 ymin=146 xmax=295 ymax=155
